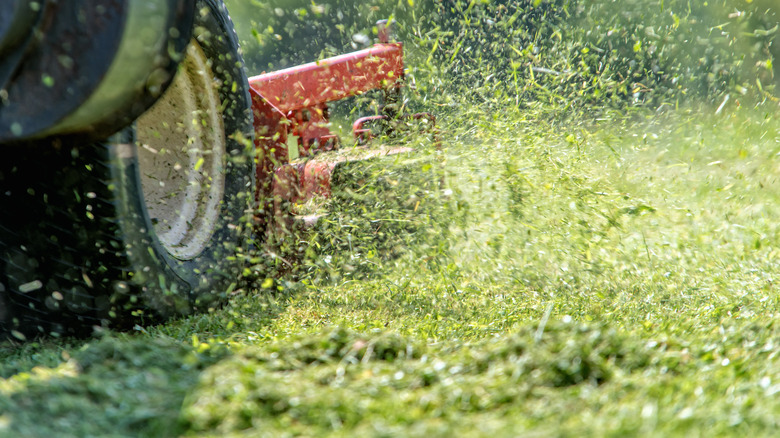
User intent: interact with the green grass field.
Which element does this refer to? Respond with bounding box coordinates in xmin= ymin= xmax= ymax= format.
xmin=3 ymin=0 xmax=780 ymax=434
xmin=2 ymin=100 xmax=780 ymax=437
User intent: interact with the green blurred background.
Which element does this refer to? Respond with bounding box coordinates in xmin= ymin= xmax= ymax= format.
xmin=225 ymin=0 xmax=779 ymax=108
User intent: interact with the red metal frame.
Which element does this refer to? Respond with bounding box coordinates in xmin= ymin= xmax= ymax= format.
xmin=249 ymin=43 xmax=404 ymax=114
xmin=249 ymin=41 xmax=405 ymax=208
xmin=248 ymin=42 xmax=403 ymax=159
xmin=247 ymin=24 xmax=437 ymax=232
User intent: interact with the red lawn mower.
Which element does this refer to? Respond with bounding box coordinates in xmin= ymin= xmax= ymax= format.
xmin=0 ymin=0 xmax=437 ymax=339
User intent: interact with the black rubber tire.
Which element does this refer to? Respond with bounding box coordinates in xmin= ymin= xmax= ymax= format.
xmin=0 ymin=0 xmax=195 ymax=143
xmin=0 ymin=0 xmax=254 ymax=340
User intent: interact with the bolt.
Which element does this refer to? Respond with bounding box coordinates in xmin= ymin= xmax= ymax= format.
xmin=377 ymin=19 xmax=393 ymax=44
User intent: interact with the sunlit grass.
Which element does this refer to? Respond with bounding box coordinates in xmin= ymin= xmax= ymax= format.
xmin=3 ymin=101 xmax=780 ymax=436
xmin=2 ymin=0 xmax=780 ymax=434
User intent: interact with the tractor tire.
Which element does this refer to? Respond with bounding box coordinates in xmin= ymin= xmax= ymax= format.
xmin=0 ymin=0 xmax=254 ymax=340
xmin=0 ymin=0 xmax=195 ymax=143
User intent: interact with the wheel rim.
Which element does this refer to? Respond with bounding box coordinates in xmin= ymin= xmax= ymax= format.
xmin=136 ymin=40 xmax=226 ymax=261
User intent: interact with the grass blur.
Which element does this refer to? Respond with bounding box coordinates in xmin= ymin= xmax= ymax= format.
xmin=2 ymin=0 xmax=780 ymax=436
xmin=3 ymin=101 xmax=780 ymax=437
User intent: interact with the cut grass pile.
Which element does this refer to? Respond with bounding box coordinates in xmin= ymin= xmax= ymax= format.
xmin=2 ymin=102 xmax=780 ymax=437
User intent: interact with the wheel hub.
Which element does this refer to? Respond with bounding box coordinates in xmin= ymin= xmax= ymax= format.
xmin=136 ymin=41 xmax=226 ymax=261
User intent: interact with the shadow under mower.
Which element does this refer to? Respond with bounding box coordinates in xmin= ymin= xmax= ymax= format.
xmin=0 ymin=1 xmax=441 ymax=339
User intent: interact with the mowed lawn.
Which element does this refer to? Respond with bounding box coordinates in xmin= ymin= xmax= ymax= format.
xmin=2 ymin=103 xmax=780 ymax=437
